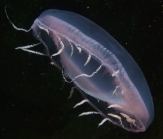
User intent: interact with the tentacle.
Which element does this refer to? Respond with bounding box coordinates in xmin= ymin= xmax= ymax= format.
xmin=98 ymin=118 xmax=111 ymax=127
xmin=5 ymin=6 xmax=31 ymax=32
xmin=68 ymin=40 xmax=73 ymax=57
xmin=68 ymin=87 xmax=76 ymax=99
xmin=51 ymin=35 xmax=64 ymax=58
xmin=19 ymin=48 xmax=45 ymax=56
xmin=78 ymin=111 xmax=99 ymax=117
xmin=84 ymin=54 xmax=91 ymax=66
xmin=62 ymin=64 xmax=103 ymax=83
xmin=15 ymin=42 xmax=41 ymax=49
xmin=73 ymin=99 xmax=89 ymax=108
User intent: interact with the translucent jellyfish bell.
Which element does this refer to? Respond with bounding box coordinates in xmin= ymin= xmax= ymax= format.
xmin=6 ymin=7 xmax=154 ymax=132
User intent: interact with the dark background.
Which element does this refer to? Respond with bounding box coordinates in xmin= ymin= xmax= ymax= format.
xmin=0 ymin=0 xmax=162 ymax=139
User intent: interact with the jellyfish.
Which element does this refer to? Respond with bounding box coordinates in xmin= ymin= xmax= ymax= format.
xmin=5 ymin=7 xmax=154 ymax=132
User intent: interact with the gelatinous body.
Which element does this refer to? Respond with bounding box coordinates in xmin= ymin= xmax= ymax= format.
xmin=7 ymin=8 xmax=154 ymax=132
